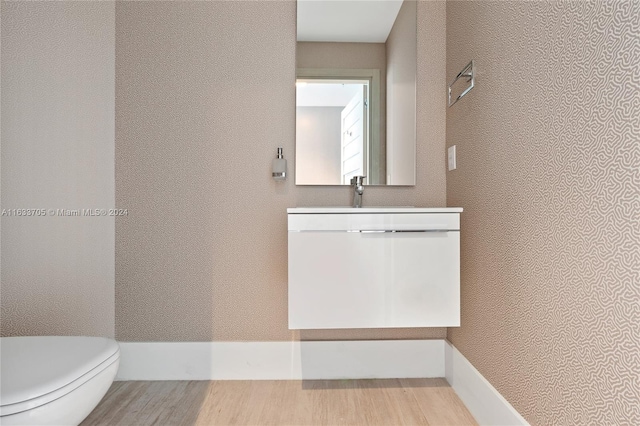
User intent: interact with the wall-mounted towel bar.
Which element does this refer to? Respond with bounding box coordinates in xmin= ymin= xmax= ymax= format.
xmin=448 ymin=60 xmax=475 ymax=107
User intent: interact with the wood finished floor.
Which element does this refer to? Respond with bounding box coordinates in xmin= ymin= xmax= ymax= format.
xmin=81 ymin=379 xmax=477 ymax=426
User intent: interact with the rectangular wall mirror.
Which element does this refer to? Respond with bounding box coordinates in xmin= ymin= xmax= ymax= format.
xmin=296 ymin=0 xmax=416 ymax=186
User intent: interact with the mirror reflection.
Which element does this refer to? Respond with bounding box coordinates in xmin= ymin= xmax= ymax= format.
xmin=296 ymin=0 xmax=416 ymax=186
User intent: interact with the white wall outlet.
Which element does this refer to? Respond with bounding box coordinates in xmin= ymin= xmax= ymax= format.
xmin=448 ymin=145 xmax=457 ymax=171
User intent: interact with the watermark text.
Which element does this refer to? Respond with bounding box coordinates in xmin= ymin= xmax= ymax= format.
xmin=1 ymin=208 xmax=128 ymax=217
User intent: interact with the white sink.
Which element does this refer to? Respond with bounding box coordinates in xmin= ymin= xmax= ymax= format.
xmin=287 ymin=207 xmax=463 ymax=214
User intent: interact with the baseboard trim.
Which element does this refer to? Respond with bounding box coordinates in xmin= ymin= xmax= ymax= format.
xmin=116 ymin=338 xmax=528 ymax=424
xmin=116 ymin=339 xmax=445 ymax=381
xmin=445 ymin=340 xmax=529 ymax=425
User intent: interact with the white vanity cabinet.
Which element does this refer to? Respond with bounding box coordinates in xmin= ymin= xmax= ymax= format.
xmin=288 ymin=207 xmax=462 ymax=329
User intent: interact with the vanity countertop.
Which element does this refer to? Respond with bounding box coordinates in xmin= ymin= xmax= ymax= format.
xmin=287 ymin=207 xmax=463 ymax=214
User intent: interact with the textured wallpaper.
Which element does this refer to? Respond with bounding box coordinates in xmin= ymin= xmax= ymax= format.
xmin=446 ymin=1 xmax=640 ymax=424
xmin=115 ymin=1 xmax=447 ymax=341
xmin=1 ymin=1 xmax=115 ymax=338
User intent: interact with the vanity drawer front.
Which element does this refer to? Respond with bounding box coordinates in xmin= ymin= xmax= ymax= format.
xmin=288 ymin=229 xmax=460 ymax=329
xmin=288 ymin=213 xmax=459 ymax=232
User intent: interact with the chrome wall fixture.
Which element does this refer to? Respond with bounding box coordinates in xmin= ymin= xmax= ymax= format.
xmin=272 ymin=147 xmax=287 ymax=181
xmin=448 ymin=60 xmax=475 ymax=107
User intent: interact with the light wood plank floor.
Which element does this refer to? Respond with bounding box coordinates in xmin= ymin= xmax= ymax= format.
xmin=82 ymin=379 xmax=477 ymax=426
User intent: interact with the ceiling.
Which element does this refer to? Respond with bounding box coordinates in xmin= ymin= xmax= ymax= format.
xmin=297 ymin=0 xmax=404 ymax=43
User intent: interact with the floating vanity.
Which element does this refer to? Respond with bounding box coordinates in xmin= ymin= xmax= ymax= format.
xmin=288 ymin=207 xmax=462 ymax=329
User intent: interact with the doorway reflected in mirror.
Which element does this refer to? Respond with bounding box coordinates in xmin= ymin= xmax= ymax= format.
xmin=296 ymin=77 xmax=377 ymax=185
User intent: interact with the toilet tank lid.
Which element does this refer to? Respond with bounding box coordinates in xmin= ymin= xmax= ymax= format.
xmin=0 ymin=336 xmax=119 ymax=406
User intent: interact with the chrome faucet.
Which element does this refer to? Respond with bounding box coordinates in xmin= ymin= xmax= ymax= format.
xmin=350 ymin=175 xmax=366 ymax=208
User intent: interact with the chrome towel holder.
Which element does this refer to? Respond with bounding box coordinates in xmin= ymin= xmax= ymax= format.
xmin=448 ymin=60 xmax=475 ymax=107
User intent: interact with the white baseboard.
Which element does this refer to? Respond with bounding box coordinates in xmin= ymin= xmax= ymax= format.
xmin=116 ymin=339 xmax=445 ymax=381
xmin=116 ymin=338 xmax=528 ymax=425
xmin=445 ymin=341 xmax=529 ymax=425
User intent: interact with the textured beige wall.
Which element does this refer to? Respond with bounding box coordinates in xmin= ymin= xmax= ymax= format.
xmin=115 ymin=0 xmax=447 ymax=341
xmin=297 ymin=41 xmax=387 ymax=185
xmin=446 ymin=1 xmax=640 ymax=424
xmin=386 ymin=0 xmax=417 ymax=185
xmin=1 ymin=1 xmax=115 ymax=337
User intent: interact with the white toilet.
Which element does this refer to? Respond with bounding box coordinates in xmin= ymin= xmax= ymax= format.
xmin=0 ymin=336 xmax=120 ymax=426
